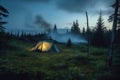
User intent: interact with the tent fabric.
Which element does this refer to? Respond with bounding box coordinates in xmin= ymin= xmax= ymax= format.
xmin=49 ymin=44 xmax=59 ymax=52
xmin=32 ymin=41 xmax=59 ymax=52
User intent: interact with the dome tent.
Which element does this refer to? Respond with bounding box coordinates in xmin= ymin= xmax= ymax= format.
xmin=32 ymin=40 xmax=59 ymax=52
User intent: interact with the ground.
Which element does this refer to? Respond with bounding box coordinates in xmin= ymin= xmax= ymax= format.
xmin=0 ymin=39 xmax=112 ymax=80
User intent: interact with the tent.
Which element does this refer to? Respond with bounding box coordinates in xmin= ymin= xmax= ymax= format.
xmin=31 ymin=41 xmax=59 ymax=52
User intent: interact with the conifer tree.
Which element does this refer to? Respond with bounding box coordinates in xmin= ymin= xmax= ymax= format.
xmin=66 ymin=38 xmax=72 ymax=47
xmin=53 ymin=24 xmax=57 ymax=33
xmin=71 ymin=20 xmax=81 ymax=34
xmin=92 ymin=11 xmax=106 ymax=47
xmin=0 ymin=5 xmax=9 ymax=32
xmin=82 ymin=27 xmax=86 ymax=35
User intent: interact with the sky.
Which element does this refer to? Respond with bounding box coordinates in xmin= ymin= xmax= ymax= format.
xmin=0 ymin=0 xmax=115 ymax=33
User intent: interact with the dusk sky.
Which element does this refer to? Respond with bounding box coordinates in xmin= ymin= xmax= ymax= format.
xmin=0 ymin=0 xmax=115 ymax=33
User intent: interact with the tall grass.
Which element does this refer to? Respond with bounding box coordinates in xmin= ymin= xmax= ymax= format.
xmin=0 ymin=39 xmax=109 ymax=80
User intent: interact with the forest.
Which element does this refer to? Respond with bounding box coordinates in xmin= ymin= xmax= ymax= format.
xmin=0 ymin=0 xmax=120 ymax=80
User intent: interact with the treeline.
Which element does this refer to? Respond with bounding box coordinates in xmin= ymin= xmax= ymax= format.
xmin=1 ymin=32 xmax=49 ymax=43
xmin=64 ymin=11 xmax=112 ymax=47
xmin=69 ymin=11 xmax=120 ymax=47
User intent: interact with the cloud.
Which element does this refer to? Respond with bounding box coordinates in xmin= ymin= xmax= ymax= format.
xmin=20 ymin=0 xmax=50 ymax=2
xmin=56 ymin=0 xmax=115 ymax=14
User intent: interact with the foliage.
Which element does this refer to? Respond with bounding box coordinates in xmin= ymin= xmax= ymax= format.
xmin=0 ymin=5 xmax=9 ymax=32
xmin=82 ymin=27 xmax=86 ymax=35
xmin=116 ymin=29 xmax=120 ymax=44
xmin=71 ymin=20 xmax=81 ymax=34
xmin=66 ymin=38 xmax=72 ymax=47
xmin=53 ymin=24 xmax=57 ymax=33
xmin=91 ymin=11 xmax=108 ymax=47
xmin=0 ymin=6 xmax=9 ymax=51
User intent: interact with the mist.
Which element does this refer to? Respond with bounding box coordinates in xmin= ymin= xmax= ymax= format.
xmin=48 ymin=30 xmax=87 ymax=44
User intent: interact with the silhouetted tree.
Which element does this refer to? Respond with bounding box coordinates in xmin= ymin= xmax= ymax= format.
xmin=48 ymin=28 xmax=51 ymax=33
xmin=108 ymin=1 xmax=120 ymax=79
xmin=82 ymin=27 xmax=86 ymax=35
xmin=0 ymin=5 xmax=9 ymax=32
xmin=71 ymin=20 xmax=81 ymax=34
xmin=86 ymin=12 xmax=90 ymax=55
xmin=15 ymin=31 xmax=20 ymax=38
xmin=116 ymin=29 xmax=120 ymax=44
xmin=0 ymin=5 xmax=9 ymax=50
xmin=53 ymin=24 xmax=57 ymax=33
xmin=92 ymin=11 xmax=106 ymax=47
xmin=66 ymin=38 xmax=72 ymax=47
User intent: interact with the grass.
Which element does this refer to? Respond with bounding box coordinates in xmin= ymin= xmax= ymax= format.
xmin=0 ymin=39 xmax=111 ymax=80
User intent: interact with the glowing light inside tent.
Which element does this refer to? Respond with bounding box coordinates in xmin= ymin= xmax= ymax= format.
xmin=30 ymin=41 xmax=59 ymax=52
xmin=38 ymin=42 xmax=52 ymax=51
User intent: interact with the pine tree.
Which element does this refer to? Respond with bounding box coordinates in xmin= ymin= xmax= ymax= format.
xmin=53 ymin=24 xmax=57 ymax=33
xmin=108 ymin=0 xmax=120 ymax=79
xmin=71 ymin=20 xmax=81 ymax=34
xmin=66 ymin=38 xmax=72 ymax=47
xmin=0 ymin=5 xmax=9 ymax=32
xmin=92 ymin=11 xmax=106 ymax=47
xmin=82 ymin=27 xmax=86 ymax=35
xmin=0 ymin=5 xmax=9 ymax=48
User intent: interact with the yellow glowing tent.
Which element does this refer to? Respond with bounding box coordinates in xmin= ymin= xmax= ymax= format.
xmin=32 ymin=41 xmax=59 ymax=52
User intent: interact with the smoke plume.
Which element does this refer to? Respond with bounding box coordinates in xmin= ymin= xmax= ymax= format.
xmin=35 ymin=15 xmax=51 ymax=31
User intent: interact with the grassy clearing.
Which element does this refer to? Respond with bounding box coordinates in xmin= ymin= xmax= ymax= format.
xmin=0 ymin=40 xmax=111 ymax=80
